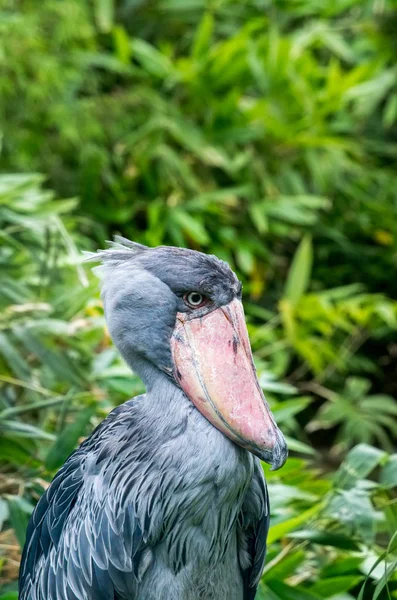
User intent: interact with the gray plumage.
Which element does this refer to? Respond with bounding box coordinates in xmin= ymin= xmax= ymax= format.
xmin=19 ymin=239 xmax=272 ymax=600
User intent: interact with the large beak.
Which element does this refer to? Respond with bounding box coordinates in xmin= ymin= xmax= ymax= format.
xmin=171 ymin=298 xmax=288 ymax=470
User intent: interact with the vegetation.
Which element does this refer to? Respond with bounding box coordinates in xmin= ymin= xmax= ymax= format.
xmin=1 ymin=0 xmax=397 ymax=598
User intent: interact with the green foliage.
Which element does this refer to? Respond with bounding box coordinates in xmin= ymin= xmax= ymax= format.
xmin=310 ymin=378 xmax=397 ymax=451
xmin=261 ymin=444 xmax=397 ymax=599
xmin=2 ymin=0 xmax=397 ymax=293
xmin=1 ymin=0 xmax=397 ymax=596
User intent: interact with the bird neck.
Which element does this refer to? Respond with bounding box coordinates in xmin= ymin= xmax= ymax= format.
xmin=128 ymin=353 xmax=180 ymax=397
xmin=130 ymin=356 xmax=194 ymax=438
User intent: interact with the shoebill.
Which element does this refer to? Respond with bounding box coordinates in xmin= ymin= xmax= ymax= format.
xmin=19 ymin=238 xmax=287 ymax=600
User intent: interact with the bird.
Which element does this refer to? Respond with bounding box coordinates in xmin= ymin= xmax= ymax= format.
xmin=19 ymin=238 xmax=288 ymax=600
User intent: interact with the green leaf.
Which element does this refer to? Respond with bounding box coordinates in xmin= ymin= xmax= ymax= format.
xmin=288 ymin=529 xmax=360 ymax=550
xmin=0 ymin=173 xmax=44 ymax=197
xmin=259 ymin=374 xmax=298 ymax=395
xmin=113 ymin=26 xmax=131 ymax=64
xmin=94 ymin=0 xmax=114 ymax=33
xmin=267 ymin=502 xmax=323 ymax=544
xmin=0 ymin=498 xmax=9 ymax=530
xmin=380 ymin=454 xmax=397 ymax=489
xmin=45 ymin=406 xmax=95 ymax=471
xmin=262 ymin=549 xmax=306 ymax=581
xmin=358 ymin=546 xmax=397 ymax=600
xmin=13 ymin=326 xmax=85 ymax=386
xmin=192 ymin=12 xmax=214 ymax=58
xmin=321 ymin=556 xmax=363 ymax=578
xmin=131 ymin=39 xmax=175 ymax=79
xmin=327 ymin=489 xmax=379 ymax=542
xmin=249 ymin=203 xmax=269 ymax=234
xmin=310 ymin=576 xmax=364 ymax=598
xmin=0 ymin=438 xmax=34 ymax=466
xmin=334 ymin=444 xmax=387 ymax=490
xmin=284 ymin=435 xmax=316 ymax=456
xmin=383 ymin=94 xmax=397 ymax=128
xmin=236 ymin=247 xmax=255 ymax=275
xmin=271 ymin=397 xmax=312 ymax=421
xmin=171 ymin=211 xmax=209 ymax=245
xmin=244 ymin=303 xmax=275 ymax=321
xmin=0 ymin=395 xmax=68 ymax=419
xmin=0 ymin=332 xmax=30 ymax=379
xmin=267 ymin=580 xmax=322 ymax=600
xmin=5 ymin=495 xmax=34 ymax=547
xmin=0 ymin=421 xmax=55 ymax=441
xmin=284 ymin=235 xmax=313 ymax=305
xmin=372 ymin=559 xmax=397 ymax=600
xmin=267 ymin=483 xmax=317 ymax=507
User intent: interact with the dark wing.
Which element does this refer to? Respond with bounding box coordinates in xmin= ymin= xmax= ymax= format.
xmin=238 ymin=460 xmax=270 ymax=600
xmin=19 ymin=402 xmax=149 ymax=600
xmin=19 ymin=442 xmax=86 ymax=598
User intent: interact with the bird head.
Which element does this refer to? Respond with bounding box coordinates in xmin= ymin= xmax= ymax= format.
xmin=88 ymin=237 xmax=288 ymax=471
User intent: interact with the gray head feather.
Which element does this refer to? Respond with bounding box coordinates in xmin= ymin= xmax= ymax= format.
xmin=86 ymin=237 xmax=241 ymax=388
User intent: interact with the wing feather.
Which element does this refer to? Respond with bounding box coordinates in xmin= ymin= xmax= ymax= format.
xmin=239 ymin=460 xmax=270 ymax=600
xmin=19 ymin=401 xmax=152 ymax=600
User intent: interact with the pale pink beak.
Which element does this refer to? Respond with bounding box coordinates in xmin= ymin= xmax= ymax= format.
xmin=171 ymin=298 xmax=288 ymax=470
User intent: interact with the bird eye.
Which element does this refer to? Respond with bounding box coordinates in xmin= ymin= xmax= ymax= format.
xmin=184 ymin=291 xmax=206 ymax=309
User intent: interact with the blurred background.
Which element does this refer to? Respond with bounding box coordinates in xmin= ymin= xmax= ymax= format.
xmin=1 ymin=0 xmax=397 ymax=598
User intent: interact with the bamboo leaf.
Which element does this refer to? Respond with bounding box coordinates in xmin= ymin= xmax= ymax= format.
xmin=288 ymin=530 xmax=360 ymax=550
xmin=94 ymin=0 xmax=114 ymax=33
xmin=334 ymin=444 xmax=387 ymax=490
xmin=0 ymin=421 xmax=55 ymax=441
xmin=267 ymin=503 xmax=323 ymax=544
xmin=5 ymin=495 xmax=34 ymax=547
xmin=310 ymin=575 xmax=363 ymax=598
xmin=44 ymin=406 xmax=95 ymax=471
xmin=171 ymin=211 xmax=209 ymax=245
xmin=380 ymin=454 xmax=397 ymax=489
xmin=283 ymin=436 xmax=316 ymax=456
xmin=192 ymin=12 xmax=214 ymax=58
xmin=284 ymin=235 xmax=313 ymax=305
xmin=267 ymin=580 xmax=322 ymax=600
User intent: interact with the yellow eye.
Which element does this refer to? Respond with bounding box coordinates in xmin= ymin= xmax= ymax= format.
xmin=184 ymin=292 xmax=206 ymax=308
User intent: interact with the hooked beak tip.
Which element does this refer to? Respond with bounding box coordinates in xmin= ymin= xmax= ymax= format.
xmin=270 ymin=448 xmax=288 ymax=471
xmin=256 ymin=431 xmax=288 ymax=471
xmin=270 ymin=434 xmax=288 ymax=471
